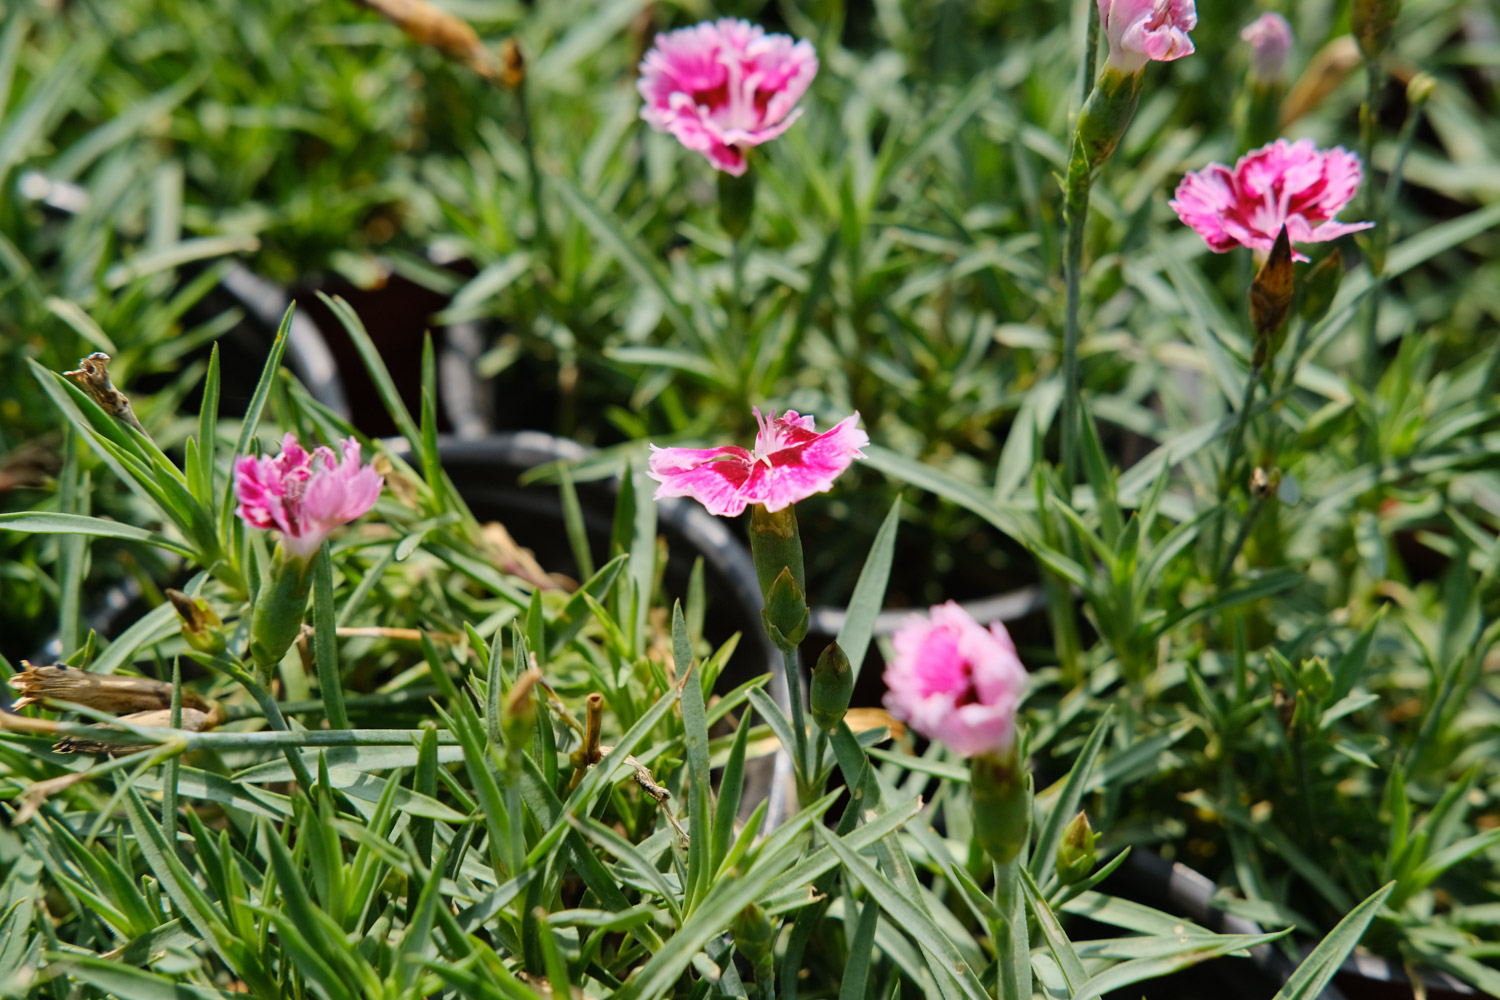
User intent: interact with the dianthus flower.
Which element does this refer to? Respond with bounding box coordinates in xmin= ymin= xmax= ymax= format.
xmin=235 ymin=433 xmax=383 ymax=560
xmin=882 ymin=602 xmax=1028 ymax=758
xmin=1098 ymin=0 xmax=1197 ymax=75
xmin=647 ymin=409 xmax=867 ymax=517
xmin=1171 ymin=138 xmax=1374 ymax=261
xmin=637 ymin=18 xmax=817 ymax=176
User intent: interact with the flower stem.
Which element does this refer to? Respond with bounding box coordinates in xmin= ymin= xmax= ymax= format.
xmin=993 ymin=857 xmax=1025 ymax=1000
xmin=1358 ymin=59 xmax=1384 ymax=389
xmin=1060 ymin=157 xmax=1091 ymax=487
xmin=1212 ymin=362 xmax=1264 ymax=577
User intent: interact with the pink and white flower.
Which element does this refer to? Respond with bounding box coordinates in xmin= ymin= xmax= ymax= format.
xmin=234 ymin=433 xmax=383 ymax=560
xmin=637 ymin=18 xmax=818 ymax=176
xmin=648 ymin=408 xmax=867 ymax=517
xmin=1098 ymin=0 xmax=1198 ymax=75
xmin=1171 ymin=138 xmax=1373 ymax=261
xmin=1242 ymin=13 xmax=1293 ymax=84
xmin=883 ymin=602 xmax=1028 ymax=758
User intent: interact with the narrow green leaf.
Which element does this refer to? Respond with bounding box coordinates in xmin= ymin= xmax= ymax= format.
xmin=1273 ymin=883 xmax=1394 ymax=1000
xmin=838 ymin=894 xmax=883 ymax=1000
xmin=0 ymin=511 xmax=193 ymax=556
xmin=815 ymin=825 xmax=990 ymax=1000
xmin=676 ymin=601 xmax=713 ymax=910
xmin=837 ymin=496 xmax=901 ymax=678
xmin=1031 ymin=707 xmax=1112 ymax=887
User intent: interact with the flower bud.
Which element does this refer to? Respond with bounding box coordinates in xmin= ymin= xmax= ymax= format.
xmin=167 ymin=589 xmax=226 ymax=655
xmin=1057 ymin=811 xmax=1098 ymax=884
xmin=969 ymin=746 xmax=1031 ymax=866
xmin=1298 ymin=248 xmax=1344 ymax=324
xmin=730 ymin=902 xmax=777 ymax=965
xmin=1352 ymin=0 xmax=1400 ymax=59
xmin=1406 ymin=72 xmax=1436 ymax=108
xmin=1242 ymin=13 xmax=1293 ymax=85
xmin=718 ymin=169 xmax=757 ymax=243
xmin=810 ymin=641 xmax=853 ymax=734
xmin=760 ymin=566 xmax=810 ymax=651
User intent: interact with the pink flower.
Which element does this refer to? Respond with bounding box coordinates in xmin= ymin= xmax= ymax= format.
xmin=883 ymin=602 xmax=1027 ymax=758
xmin=1171 ymin=138 xmax=1374 ymax=261
xmin=1242 ymin=13 xmax=1293 ymax=83
xmin=1098 ymin=0 xmax=1197 ymax=75
xmin=235 ymin=433 xmax=383 ymax=560
xmin=647 ymin=408 xmax=867 ymax=517
xmin=637 ymin=18 xmax=818 ymax=176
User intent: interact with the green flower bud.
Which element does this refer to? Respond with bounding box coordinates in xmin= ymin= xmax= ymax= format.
xmin=760 ymin=566 xmax=810 ymax=651
xmin=248 ymin=551 xmax=313 ymax=674
xmin=730 ymin=901 xmax=777 ymax=965
xmin=1406 ymin=72 xmax=1436 ymax=108
xmin=1352 ymin=0 xmax=1401 ymax=59
xmin=1057 ymin=811 xmax=1098 ymax=885
xmin=167 ymin=588 xmax=226 ymax=655
xmin=969 ymin=746 xmax=1031 ymax=866
xmin=718 ymin=169 xmax=757 ymax=243
xmin=810 ymin=641 xmax=853 ymax=734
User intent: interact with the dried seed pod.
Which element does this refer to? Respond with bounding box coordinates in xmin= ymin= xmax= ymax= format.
xmin=62 ymin=353 xmax=145 ymax=433
xmin=53 ymin=707 xmax=220 ymax=755
xmin=9 ymin=664 xmax=219 ymax=720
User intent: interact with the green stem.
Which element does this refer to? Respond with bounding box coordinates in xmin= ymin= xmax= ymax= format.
xmin=993 ymin=858 xmax=1024 ymax=1000
xmin=1358 ymin=60 xmax=1384 ymax=388
xmin=1217 ymin=495 xmax=1267 ymax=585
xmin=37 ymin=724 xmax=464 ymax=753
xmin=755 ymin=954 xmax=776 ymax=1000
xmin=1060 ymin=163 xmax=1091 ymax=487
xmin=781 ymin=644 xmax=811 ymax=802
xmin=1212 ymin=362 xmax=1264 ymax=576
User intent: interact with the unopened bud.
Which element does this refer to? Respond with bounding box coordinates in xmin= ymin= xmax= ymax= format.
xmin=810 ymin=642 xmax=853 ymax=734
xmin=503 ymin=667 xmax=542 ymax=751
xmin=760 ymin=566 xmax=810 ymax=651
xmin=1057 ymin=811 xmax=1098 ymax=884
xmin=730 ymin=902 xmax=776 ymax=965
xmin=167 ymin=589 xmax=226 ymax=655
xmin=1242 ymin=13 xmax=1293 ymax=85
xmin=1406 ymin=72 xmax=1436 ymax=108
xmin=1299 ymin=248 xmax=1344 ymax=325
xmin=1250 ymin=226 xmax=1295 ymax=364
xmin=1352 ymin=0 xmax=1401 ymax=59
xmin=969 ymin=746 xmax=1031 ymax=866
